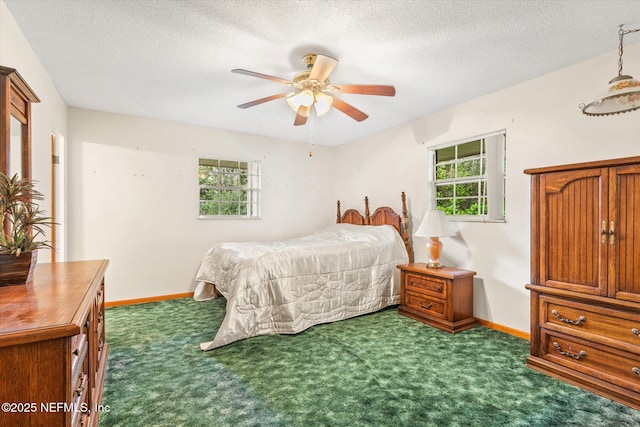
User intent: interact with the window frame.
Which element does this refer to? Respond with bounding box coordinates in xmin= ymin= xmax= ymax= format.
xmin=429 ymin=130 xmax=506 ymax=222
xmin=197 ymin=157 xmax=261 ymax=220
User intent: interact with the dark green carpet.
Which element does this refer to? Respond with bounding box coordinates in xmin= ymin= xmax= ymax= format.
xmin=99 ymin=298 xmax=640 ymax=426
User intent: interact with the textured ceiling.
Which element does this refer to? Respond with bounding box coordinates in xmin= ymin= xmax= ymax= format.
xmin=4 ymin=0 xmax=640 ymax=146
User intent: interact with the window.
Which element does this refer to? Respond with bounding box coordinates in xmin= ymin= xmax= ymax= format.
xmin=431 ymin=131 xmax=506 ymax=221
xmin=198 ymin=158 xmax=260 ymax=219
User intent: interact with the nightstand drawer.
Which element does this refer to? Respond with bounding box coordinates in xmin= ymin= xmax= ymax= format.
xmin=405 ymin=291 xmax=446 ymax=319
xmin=405 ymin=273 xmax=447 ymax=299
xmin=397 ymin=264 xmax=475 ymax=333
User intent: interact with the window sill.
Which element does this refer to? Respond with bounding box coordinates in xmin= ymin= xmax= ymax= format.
xmin=445 ymin=216 xmax=506 ymax=223
xmin=198 ymin=215 xmax=261 ymax=220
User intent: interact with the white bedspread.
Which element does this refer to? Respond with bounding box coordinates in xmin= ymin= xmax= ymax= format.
xmin=194 ymin=223 xmax=408 ymax=350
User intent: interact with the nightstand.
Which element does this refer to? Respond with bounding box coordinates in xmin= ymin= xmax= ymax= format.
xmin=397 ymin=263 xmax=476 ymax=333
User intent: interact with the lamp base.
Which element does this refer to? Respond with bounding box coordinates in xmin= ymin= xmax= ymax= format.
xmin=426 ymin=261 xmax=444 ymax=269
xmin=426 ymin=237 xmax=444 ymax=269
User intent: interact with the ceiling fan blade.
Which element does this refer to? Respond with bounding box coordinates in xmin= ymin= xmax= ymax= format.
xmin=294 ymin=106 xmax=311 ymax=126
xmin=309 ymin=54 xmax=338 ymax=83
xmin=232 ymin=69 xmax=292 ymax=86
xmin=332 ymin=84 xmax=396 ymax=96
xmin=331 ymin=97 xmax=368 ymax=122
xmin=237 ymin=92 xmax=290 ymax=109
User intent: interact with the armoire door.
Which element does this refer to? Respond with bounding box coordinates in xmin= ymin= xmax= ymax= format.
xmin=538 ymin=168 xmax=608 ymax=296
xmin=609 ymin=164 xmax=640 ymax=303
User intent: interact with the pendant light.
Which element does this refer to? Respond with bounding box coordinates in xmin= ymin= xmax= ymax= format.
xmin=580 ymin=25 xmax=640 ymax=116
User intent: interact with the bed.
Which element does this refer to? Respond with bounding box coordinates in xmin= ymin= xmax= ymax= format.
xmin=194 ymin=193 xmax=413 ymax=350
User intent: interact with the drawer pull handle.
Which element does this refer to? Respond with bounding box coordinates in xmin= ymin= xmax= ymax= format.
xmin=74 ymin=375 xmax=87 ymax=397
xmin=419 ymin=302 xmax=434 ymax=310
xmin=552 ymin=310 xmax=586 ymax=325
xmin=632 ymin=328 xmax=640 ymax=337
xmin=553 ymin=342 xmax=587 ymax=360
xmin=633 ymin=367 xmax=640 ymax=377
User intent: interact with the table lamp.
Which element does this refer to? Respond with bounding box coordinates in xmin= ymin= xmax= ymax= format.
xmin=414 ymin=210 xmax=455 ymax=268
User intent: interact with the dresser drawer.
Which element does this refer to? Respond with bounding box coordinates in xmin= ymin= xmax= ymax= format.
xmin=71 ymin=373 xmax=89 ymax=427
xmin=540 ymin=295 xmax=640 ymax=352
xmin=96 ymin=283 xmax=104 ymax=307
xmin=405 ymin=290 xmax=446 ymax=319
xmin=95 ymin=282 xmax=106 ymax=380
xmin=96 ymin=310 xmax=105 ymax=378
xmin=71 ymin=332 xmax=88 ymax=375
xmin=96 ymin=290 xmax=104 ymax=340
xmin=405 ymin=273 xmax=447 ymax=299
xmin=70 ymin=317 xmax=89 ymax=360
xmin=541 ymin=330 xmax=640 ymax=394
xmin=71 ymin=314 xmax=90 ymax=386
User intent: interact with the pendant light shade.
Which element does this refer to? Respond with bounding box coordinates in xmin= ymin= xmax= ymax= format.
xmin=580 ymin=25 xmax=640 ymax=116
xmin=580 ymin=74 xmax=640 ymax=116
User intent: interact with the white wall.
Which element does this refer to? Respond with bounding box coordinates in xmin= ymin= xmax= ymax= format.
xmin=67 ymin=108 xmax=337 ymax=301
xmin=0 ymin=0 xmax=68 ymax=263
xmin=334 ymin=45 xmax=640 ymax=334
xmin=5 ymin=0 xmax=640 ymax=333
xmin=2 ymin=0 xmax=337 ymax=303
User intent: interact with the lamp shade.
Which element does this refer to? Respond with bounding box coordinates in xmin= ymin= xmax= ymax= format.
xmin=314 ymin=92 xmax=333 ymax=116
xmin=580 ymin=74 xmax=640 ymax=116
xmin=414 ymin=210 xmax=455 ymax=238
xmin=580 ymin=25 xmax=640 ymax=116
xmin=286 ymin=90 xmax=315 ymax=111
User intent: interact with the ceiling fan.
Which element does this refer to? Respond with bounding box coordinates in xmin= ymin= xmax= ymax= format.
xmin=232 ymin=53 xmax=396 ymax=126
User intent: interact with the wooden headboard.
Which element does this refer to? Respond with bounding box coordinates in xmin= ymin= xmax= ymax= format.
xmin=336 ymin=192 xmax=413 ymax=263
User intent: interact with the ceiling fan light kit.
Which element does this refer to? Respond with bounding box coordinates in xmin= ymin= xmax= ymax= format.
xmin=286 ymin=90 xmax=315 ymax=116
xmin=580 ymin=25 xmax=640 ymax=116
xmin=313 ymin=92 xmax=333 ymax=116
xmin=232 ymin=53 xmax=396 ymax=126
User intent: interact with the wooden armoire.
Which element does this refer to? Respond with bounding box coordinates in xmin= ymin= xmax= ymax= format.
xmin=524 ymin=156 xmax=640 ymax=410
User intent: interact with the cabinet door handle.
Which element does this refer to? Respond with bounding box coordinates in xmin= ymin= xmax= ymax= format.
xmin=601 ymin=220 xmax=608 ymax=244
xmin=552 ymin=342 xmax=587 ymax=360
xmin=551 ymin=309 xmax=586 ymax=325
xmin=609 ymin=220 xmax=615 ymax=245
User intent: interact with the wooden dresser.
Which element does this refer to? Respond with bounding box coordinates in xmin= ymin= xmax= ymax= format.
xmin=0 ymin=260 xmax=109 ymax=427
xmin=397 ymin=263 xmax=476 ymax=333
xmin=524 ymin=156 xmax=640 ymax=410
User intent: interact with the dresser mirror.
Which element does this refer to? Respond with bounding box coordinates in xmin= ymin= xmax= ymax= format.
xmin=9 ymin=115 xmax=23 ymax=178
xmin=0 ymin=66 xmax=40 ymax=180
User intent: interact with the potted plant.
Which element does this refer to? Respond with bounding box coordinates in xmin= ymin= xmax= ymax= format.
xmin=0 ymin=172 xmax=52 ymax=286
